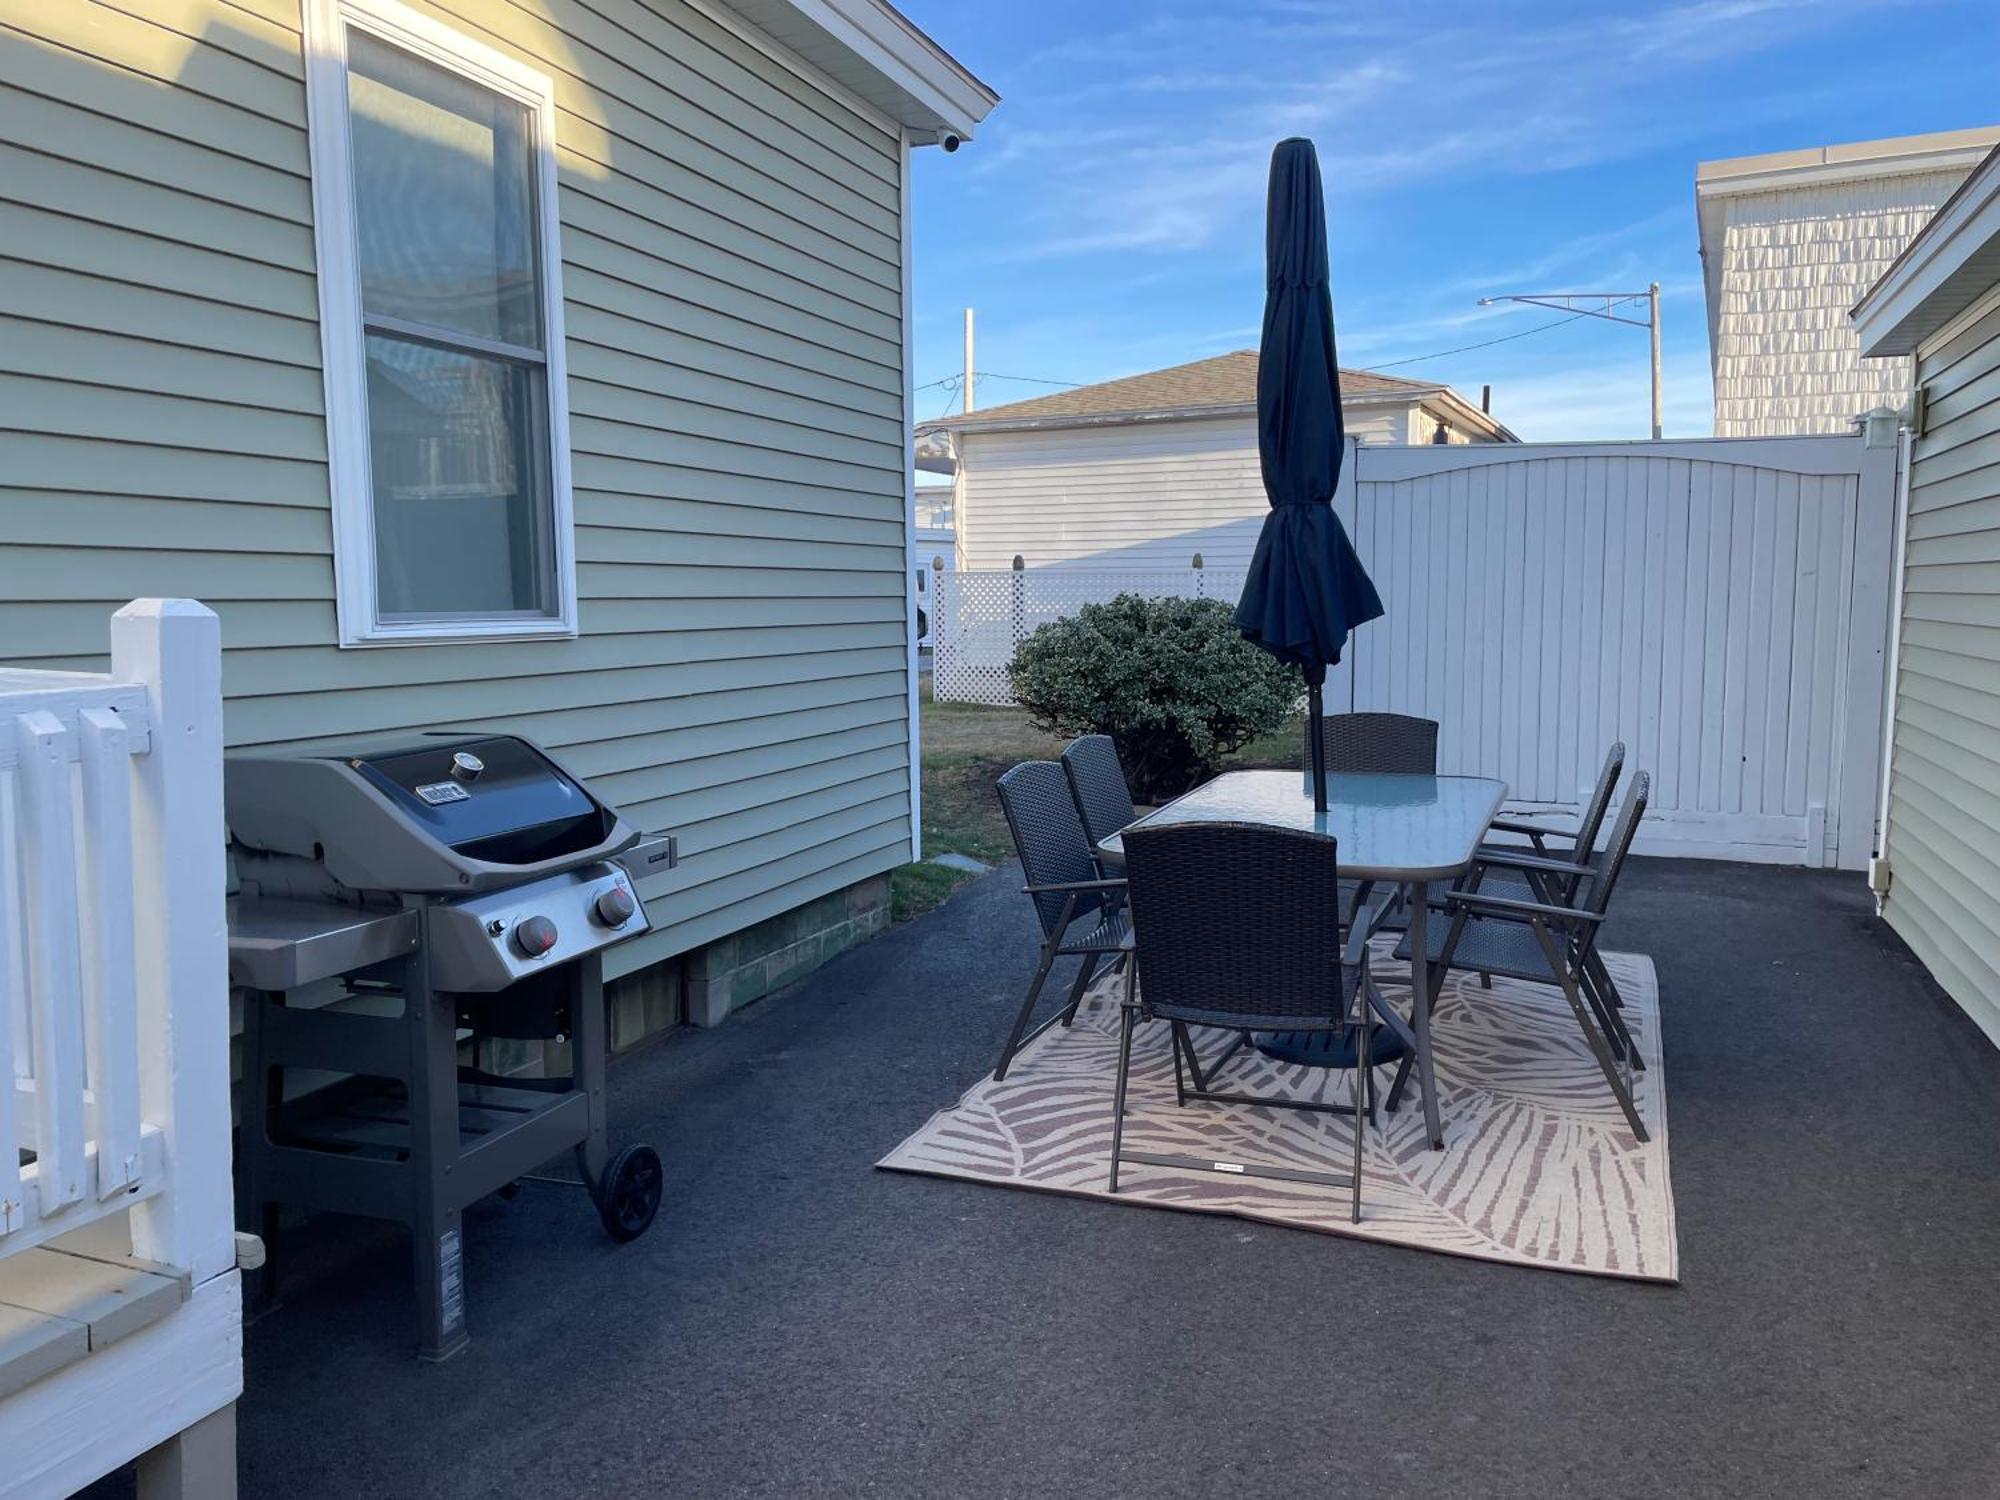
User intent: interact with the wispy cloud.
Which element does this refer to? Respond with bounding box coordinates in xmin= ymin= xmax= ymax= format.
xmin=974 ymin=0 xmax=1906 ymax=263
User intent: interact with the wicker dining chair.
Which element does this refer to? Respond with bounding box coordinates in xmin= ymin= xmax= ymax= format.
xmin=1110 ymin=821 xmax=1407 ymax=1222
xmin=1308 ymin=711 xmax=1440 ymax=775
xmin=992 ymin=761 xmax=1132 ymax=1081
xmin=1306 ymin=712 xmax=1440 ymax=934
xmin=1400 ymin=773 xmax=1654 ymax=1141
xmin=1061 ymin=734 xmax=1138 ymax=868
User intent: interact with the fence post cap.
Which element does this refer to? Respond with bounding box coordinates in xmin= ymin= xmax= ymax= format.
xmin=1191 ymin=552 xmax=1204 ymax=569
xmin=1012 ymin=555 xmax=1025 ymax=571
xmin=932 ymin=554 xmax=945 ymax=571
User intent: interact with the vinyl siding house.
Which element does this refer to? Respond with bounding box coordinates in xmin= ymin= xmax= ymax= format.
xmin=1699 ymin=126 xmax=2000 ymax=437
xmin=0 ymin=0 xmax=994 ymax=1034
xmin=1853 ymin=143 xmax=2000 ymax=1045
xmin=921 ymin=350 xmax=1515 ymax=571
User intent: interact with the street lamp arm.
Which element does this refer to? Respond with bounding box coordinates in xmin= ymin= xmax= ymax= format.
xmin=1476 ymin=283 xmax=1663 ymax=439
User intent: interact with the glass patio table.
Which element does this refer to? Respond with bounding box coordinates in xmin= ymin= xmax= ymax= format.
xmin=1096 ymin=769 xmax=1509 ymax=1150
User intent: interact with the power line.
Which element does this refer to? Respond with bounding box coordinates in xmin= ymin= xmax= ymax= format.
xmin=1356 ymin=296 xmax=1646 ymax=372
xmin=916 ymin=374 xmax=1088 ymax=396
xmin=1357 ymin=311 xmax=1587 ymax=371
xmin=973 ymin=371 xmax=1081 ymax=388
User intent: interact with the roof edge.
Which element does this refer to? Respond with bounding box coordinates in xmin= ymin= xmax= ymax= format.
xmin=1696 ymin=127 xmax=2000 ymax=197
xmin=922 ymin=385 xmax=1450 ymax=436
xmin=720 ymin=0 xmax=997 ymax=138
xmin=1854 ymin=143 xmax=2000 ymax=357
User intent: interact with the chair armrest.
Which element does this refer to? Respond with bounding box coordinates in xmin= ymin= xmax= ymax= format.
xmin=1473 ymin=849 xmax=1595 ymax=878
xmin=1488 ymin=817 xmax=1574 ymax=841
xmin=1022 ymin=878 xmax=1128 ymax=895
xmin=1447 ymin=890 xmax=1603 ymax=925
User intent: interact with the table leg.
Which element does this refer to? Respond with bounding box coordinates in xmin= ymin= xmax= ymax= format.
xmin=1407 ymin=879 xmax=1444 ymax=1150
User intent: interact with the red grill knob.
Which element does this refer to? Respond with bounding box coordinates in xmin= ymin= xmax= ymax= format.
xmin=512 ymin=915 xmax=558 ymax=958
xmin=593 ymin=885 xmax=636 ymax=927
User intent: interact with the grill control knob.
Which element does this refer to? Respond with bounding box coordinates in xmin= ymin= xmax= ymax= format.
xmin=451 ymin=751 xmax=485 ymax=782
xmin=593 ymin=884 xmax=636 ymax=928
xmin=512 ymin=915 xmax=558 ymax=958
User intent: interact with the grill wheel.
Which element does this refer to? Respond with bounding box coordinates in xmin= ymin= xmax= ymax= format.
xmin=595 ymin=1143 xmax=664 ymax=1242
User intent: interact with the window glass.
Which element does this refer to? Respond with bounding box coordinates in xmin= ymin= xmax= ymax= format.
xmin=347 ymin=31 xmax=541 ymax=349
xmin=364 ymin=334 xmax=554 ymax=618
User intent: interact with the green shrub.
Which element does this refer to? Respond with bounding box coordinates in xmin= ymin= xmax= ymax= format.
xmin=1007 ymin=593 xmax=1300 ymax=802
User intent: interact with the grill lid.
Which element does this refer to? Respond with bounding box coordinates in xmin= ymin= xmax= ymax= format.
xmin=350 ymin=737 xmax=606 ymax=863
xmin=227 ymin=733 xmax=636 ymax=896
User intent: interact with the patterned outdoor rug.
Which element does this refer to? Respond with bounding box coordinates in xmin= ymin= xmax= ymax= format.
xmin=880 ymin=947 xmax=1676 ymax=1282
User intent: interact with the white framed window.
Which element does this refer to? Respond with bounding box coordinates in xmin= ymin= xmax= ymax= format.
xmin=303 ymin=0 xmax=577 ymax=646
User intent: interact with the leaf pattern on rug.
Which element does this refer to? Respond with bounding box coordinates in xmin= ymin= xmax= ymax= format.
xmin=879 ymin=946 xmax=1676 ymax=1282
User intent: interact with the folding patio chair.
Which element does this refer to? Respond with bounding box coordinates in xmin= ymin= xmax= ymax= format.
xmin=1458 ymin=740 xmax=1624 ymax=992
xmin=1061 ymin=734 xmax=1137 ymax=872
xmin=1400 ymin=772 xmax=1654 ymax=1142
xmin=1478 ymin=740 xmax=1625 ymax=899
xmin=1109 ymin=821 xmax=1409 ymax=1222
xmin=992 ymin=760 xmax=1132 ymax=1082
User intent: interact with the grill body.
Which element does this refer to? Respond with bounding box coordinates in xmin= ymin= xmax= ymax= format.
xmin=226 ymin=733 xmax=668 ymax=1360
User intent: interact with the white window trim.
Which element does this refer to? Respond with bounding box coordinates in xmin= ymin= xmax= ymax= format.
xmin=302 ymin=0 xmax=578 ymax=647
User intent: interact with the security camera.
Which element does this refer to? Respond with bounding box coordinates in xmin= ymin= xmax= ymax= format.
xmin=940 ymin=132 xmax=962 ymax=153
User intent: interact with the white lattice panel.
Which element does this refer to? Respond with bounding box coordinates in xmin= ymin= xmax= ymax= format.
xmin=931 ymin=568 xmax=1247 ymax=706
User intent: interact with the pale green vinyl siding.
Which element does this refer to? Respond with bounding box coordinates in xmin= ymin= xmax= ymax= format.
xmin=1883 ymin=301 xmax=2000 ymax=1040
xmin=0 ymin=0 xmax=915 ymax=974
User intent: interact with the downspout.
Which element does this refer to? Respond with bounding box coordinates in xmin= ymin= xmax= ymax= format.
xmin=1868 ymin=417 xmax=1915 ymax=915
xmin=898 ymin=129 xmax=922 ymax=864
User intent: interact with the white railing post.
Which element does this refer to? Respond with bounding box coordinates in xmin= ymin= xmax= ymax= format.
xmin=111 ymin=600 xmax=232 ymax=1283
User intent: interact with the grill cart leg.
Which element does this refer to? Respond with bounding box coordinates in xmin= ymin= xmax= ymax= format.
xmin=236 ymin=985 xmax=280 ymax=1318
xmin=409 ymin=952 xmax=470 ymax=1363
xmin=570 ymin=955 xmax=664 ymax=1242
xmin=571 ymin=955 xmax=610 ymax=1189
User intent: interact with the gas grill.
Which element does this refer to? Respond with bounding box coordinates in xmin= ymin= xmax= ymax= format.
xmin=225 ymin=732 xmax=670 ymax=1361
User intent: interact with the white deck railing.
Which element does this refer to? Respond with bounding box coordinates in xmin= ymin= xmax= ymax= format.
xmin=0 ymin=601 xmax=232 ymax=1276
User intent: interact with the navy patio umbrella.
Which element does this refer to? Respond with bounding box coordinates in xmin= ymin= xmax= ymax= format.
xmin=1235 ymin=137 xmax=1384 ymax=812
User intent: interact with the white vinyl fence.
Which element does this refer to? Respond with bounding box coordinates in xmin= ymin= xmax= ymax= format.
xmin=932 ymin=433 xmax=1899 ymax=868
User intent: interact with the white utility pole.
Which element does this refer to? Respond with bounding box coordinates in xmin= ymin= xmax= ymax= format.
xmin=1478 ymin=285 xmax=1664 ymax=439
xmin=962 ymin=307 xmax=975 ymax=414
xmin=1648 ymin=281 xmax=1662 ymax=441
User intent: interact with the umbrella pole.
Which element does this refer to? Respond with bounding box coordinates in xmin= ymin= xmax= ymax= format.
xmin=1308 ymin=681 xmax=1327 ymax=813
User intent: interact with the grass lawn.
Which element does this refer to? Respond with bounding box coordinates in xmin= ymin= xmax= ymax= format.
xmin=887 ymin=683 xmax=1304 ymax=922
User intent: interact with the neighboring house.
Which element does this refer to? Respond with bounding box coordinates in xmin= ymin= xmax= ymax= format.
xmin=914 ymin=481 xmax=956 ymax=568
xmin=0 ymin=0 xmax=994 ymax=1035
xmin=1852 ymin=142 xmax=2000 ymax=1045
xmin=1699 ymin=126 xmax=2000 ymax=437
xmin=921 ymin=350 xmax=1515 ymax=570
xmin=912 ymin=481 xmax=952 ymax=646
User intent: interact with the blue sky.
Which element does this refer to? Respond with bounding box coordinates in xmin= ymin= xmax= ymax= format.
xmin=901 ymin=0 xmax=1999 ymax=440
